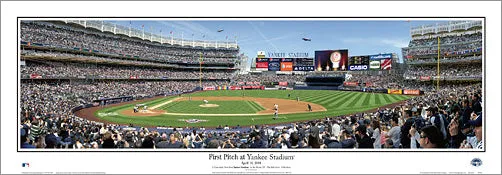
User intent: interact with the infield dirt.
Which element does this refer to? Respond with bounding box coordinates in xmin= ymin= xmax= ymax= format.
xmin=119 ymin=96 xmax=327 ymax=117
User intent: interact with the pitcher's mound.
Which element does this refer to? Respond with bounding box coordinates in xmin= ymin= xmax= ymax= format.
xmin=199 ymin=104 xmax=219 ymax=108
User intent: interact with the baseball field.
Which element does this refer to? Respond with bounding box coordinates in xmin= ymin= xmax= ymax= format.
xmin=89 ymin=90 xmax=413 ymax=127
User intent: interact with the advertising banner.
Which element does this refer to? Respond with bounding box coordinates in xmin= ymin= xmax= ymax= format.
xmin=420 ymin=76 xmax=431 ymax=81
xmin=129 ymin=76 xmax=138 ymax=79
xmin=281 ymin=58 xmax=293 ymax=62
xmin=293 ymin=58 xmax=314 ymax=71
xmin=343 ymin=82 xmax=358 ymax=86
xmin=203 ymin=86 xmax=215 ymax=91
xmin=348 ymin=55 xmax=369 ymax=71
xmin=256 ymin=62 xmax=268 ymax=69
xmin=280 ymin=62 xmax=293 ymax=71
xmin=268 ymin=60 xmax=281 ymax=71
xmin=370 ymin=61 xmax=380 ymax=70
xmin=279 ymin=82 xmax=288 ymax=86
xmin=30 ymin=73 xmax=42 ymax=79
xmin=245 ymin=82 xmax=261 ymax=85
xmin=381 ymin=59 xmax=392 ymax=70
xmin=314 ymin=50 xmax=349 ymax=71
xmin=365 ymin=82 xmax=373 ymax=87
xmin=348 ymin=64 xmax=369 ymax=71
xmin=403 ymin=89 xmax=420 ymax=95
xmin=369 ymin=53 xmax=392 ymax=60
xmin=241 ymin=85 xmax=265 ymax=90
xmin=387 ymin=89 xmax=403 ymax=94
xmin=293 ymin=66 xmax=315 ymax=71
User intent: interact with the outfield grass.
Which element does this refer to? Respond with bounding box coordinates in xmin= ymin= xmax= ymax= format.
xmin=94 ymin=90 xmax=413 ymax=127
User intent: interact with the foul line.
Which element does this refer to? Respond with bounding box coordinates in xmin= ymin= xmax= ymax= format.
xmin=150 ymin=97 xmax=180 ymax=109
xmin=252 ymin=117 xmax=288 ymax=121
xmin=163 ymin=112 xmax=263 ymax=116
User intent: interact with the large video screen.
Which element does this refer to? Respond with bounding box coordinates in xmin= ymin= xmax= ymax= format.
xmin=348 ymin=55 xmax=369 ymax=71
xmin=315 ymin=50 xmax=349 ymax=71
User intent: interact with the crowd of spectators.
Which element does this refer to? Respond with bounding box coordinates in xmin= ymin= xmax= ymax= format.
xmin=21 ymin=60 xmax=234 ymax=79
xmin=407 ymin=55 xmax=482 ymax=64
xmin=21 ymin=21 xmax=239 ymax=64
xmin=408 ymin=33 xmax=481 ymax=48
xmin=404 ymin=31 xmax=482 ymax=58
xmin=404 ymin=42 xmax=481 ymax=57
xmin=404 ymin=65 xmax=482 ymax=78
xmin=20 ymin=80 xmax=221 ymax=121
xmin=20 ymin=81 xmax=482 ymax=149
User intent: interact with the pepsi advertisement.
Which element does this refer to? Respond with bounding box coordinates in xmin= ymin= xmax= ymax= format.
xmin=315 ymin=50 xmax=349 ymax=71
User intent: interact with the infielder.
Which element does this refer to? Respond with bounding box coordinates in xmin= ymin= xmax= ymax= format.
xmin=273 ymin=109 xmax=279 ymax=120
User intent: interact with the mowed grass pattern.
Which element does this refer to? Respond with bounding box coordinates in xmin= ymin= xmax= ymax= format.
xmin=159 ymin=101 xmax=263 ymax=114
xmin=95 ymin=90 xmax=413 ymax=127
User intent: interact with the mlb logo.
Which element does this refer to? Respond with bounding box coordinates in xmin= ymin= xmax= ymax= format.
xmin=22 ymin=163 xmax=30 ymax=167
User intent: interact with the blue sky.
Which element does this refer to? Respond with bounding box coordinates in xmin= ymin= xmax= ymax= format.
xmin=110 ymin=20 xmax=444 ymax=63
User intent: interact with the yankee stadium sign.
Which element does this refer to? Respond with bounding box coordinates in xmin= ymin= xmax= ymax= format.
xmin=267 ymin=52 xmax=309 ymax=58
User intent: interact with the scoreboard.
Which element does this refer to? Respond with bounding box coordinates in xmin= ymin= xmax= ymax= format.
xmin=255 ymin=57 xmax=314 ymax=71
xmin=293 ymin=58 xmax=315 ymax=71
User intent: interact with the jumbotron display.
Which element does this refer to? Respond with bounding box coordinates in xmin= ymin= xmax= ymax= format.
xmin=315 ymin=50 xmax=349 ymax=71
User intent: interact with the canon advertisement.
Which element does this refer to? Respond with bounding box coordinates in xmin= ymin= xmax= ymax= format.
xmin=315 ymin=50 xmax=349 ymax=71
xmin=348 ymin=55 xmax=369 ymax=71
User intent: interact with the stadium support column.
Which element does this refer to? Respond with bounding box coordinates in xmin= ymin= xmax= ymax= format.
xmin=437 ymin=36 xmax=440 ymax=91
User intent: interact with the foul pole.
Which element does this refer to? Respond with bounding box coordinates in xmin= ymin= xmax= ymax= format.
xmin=199 ymin=53 xmax=203 ymax=88
xmin=437 ymin=36 xmax=440 ymax=91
